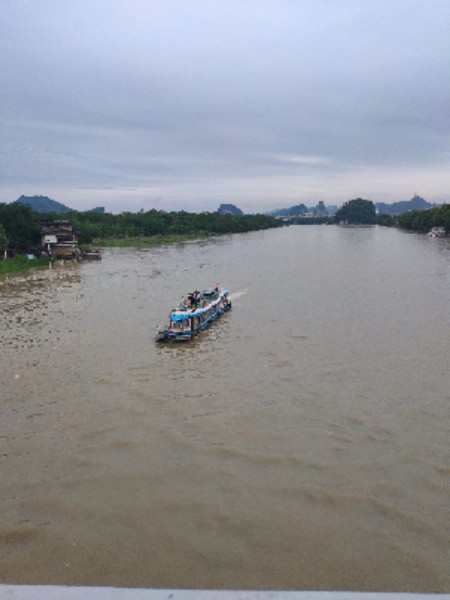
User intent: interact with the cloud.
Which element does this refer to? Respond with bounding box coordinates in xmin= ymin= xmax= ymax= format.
xmin=1 ymin=0 xmax=449 ymax=212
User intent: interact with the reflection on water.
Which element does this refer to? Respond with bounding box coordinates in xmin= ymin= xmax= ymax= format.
xmin=0 ymin=227 xmax=449 ymax=591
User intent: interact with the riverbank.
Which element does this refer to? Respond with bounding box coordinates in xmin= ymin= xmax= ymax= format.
xmin=0 ymin=255 xmax=51 ymax=275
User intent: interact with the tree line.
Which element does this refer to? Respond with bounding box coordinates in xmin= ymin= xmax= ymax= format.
xmin=396 ymin=203 xmax=450 ymax=232
xmin=0 ymin=203 xmax=282 ymax=253
xmin=2 ymin=200 xmax=448 ymax=255
xmin=334 ymin=198 xmax=450 ymax=231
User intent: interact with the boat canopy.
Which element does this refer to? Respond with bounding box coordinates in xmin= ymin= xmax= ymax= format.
xmin=170 ymin=312 xmax=192 ymax=321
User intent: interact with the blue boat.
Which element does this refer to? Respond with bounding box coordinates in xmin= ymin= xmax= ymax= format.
xmin=155 ymin=285 xmax=232 ymax=342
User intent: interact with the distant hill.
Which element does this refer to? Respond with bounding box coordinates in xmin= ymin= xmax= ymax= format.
xmin=376 ymin=195 xmax=432 ymax=215
xmin=15 ymin=195 xmax=74 ymax=213
xmin=269 ymin=196 xmax=432 ymax=218
xmin=217 ymin=203 xmax=243 ymax=215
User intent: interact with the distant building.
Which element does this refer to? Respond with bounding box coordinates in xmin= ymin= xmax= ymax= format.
xmin=41 ymin=220 xmax=80 ymax=259
xmin=314 ymin=201 xmax=328 ymax=217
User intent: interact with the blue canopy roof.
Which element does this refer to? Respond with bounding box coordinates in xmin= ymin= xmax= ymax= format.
xmin=169 ymin=312 xmax=192 ymax=321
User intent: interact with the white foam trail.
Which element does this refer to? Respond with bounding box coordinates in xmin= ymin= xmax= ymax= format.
xmin=228 ymin=289 xmax=247 ymax=301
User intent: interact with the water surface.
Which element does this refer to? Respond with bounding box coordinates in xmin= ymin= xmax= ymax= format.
xmin=1 ymin=226 xmax=449 ymax=591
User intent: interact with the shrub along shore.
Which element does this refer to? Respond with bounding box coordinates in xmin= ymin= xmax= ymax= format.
xmin=0 ymin=254 xmax=51 ymax=275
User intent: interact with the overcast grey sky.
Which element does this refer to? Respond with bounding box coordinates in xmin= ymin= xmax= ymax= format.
xmin=1 ymin=0 xmax=449 ymax=213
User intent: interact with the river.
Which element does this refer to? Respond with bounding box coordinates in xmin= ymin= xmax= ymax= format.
xmin=0 ymin=225 xmax=449 ymax=592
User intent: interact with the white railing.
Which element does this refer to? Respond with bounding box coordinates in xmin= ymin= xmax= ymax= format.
xmin=0 ymin=587 xmax=448 ymax=600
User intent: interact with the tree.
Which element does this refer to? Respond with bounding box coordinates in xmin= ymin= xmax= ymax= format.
xmin=377 ymin=214 xmax=396 ymax=227
xmin=0 ymin=202 xmax=41 ymax=251
xmin=335 ymin=198 xmax=376 ymax=224
xmin=0 ymin=223 xmax=8 ymax=258
xmin=397 ymin=204 xmax=450 ymax=232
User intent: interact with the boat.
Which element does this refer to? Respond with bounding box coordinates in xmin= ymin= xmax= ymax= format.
xmin=155 ymin=284 xmax=232 ymax=342
xmin=80 ymin=249 xmax=102 ymax=260
xmin=426 ymin=226 xmax=446 ymax=238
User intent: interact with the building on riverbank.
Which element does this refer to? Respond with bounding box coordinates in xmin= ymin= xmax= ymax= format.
xmin=40 ymin=220 xmax=80 ymax=259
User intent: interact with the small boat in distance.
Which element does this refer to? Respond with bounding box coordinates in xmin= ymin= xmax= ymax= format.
xmin=155 ymin=284 xmax=232 ymax=342
xmin=426 ymin=226 xmax=446 ymax=238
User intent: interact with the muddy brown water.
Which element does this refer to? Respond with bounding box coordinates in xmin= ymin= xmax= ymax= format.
xmin=1 ymin=226 xmax=449 ymax=591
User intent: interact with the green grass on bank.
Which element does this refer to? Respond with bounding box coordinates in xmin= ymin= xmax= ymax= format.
xmin=0 ymin=255 xmax=51 ymax=275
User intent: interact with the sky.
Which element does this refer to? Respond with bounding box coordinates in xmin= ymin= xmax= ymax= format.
xmin=1 ymin=0 xmax=449 ymax=214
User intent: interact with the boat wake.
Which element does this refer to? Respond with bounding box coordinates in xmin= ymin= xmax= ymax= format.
xmin=228 ymin=289 xmax=247 ymax=302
